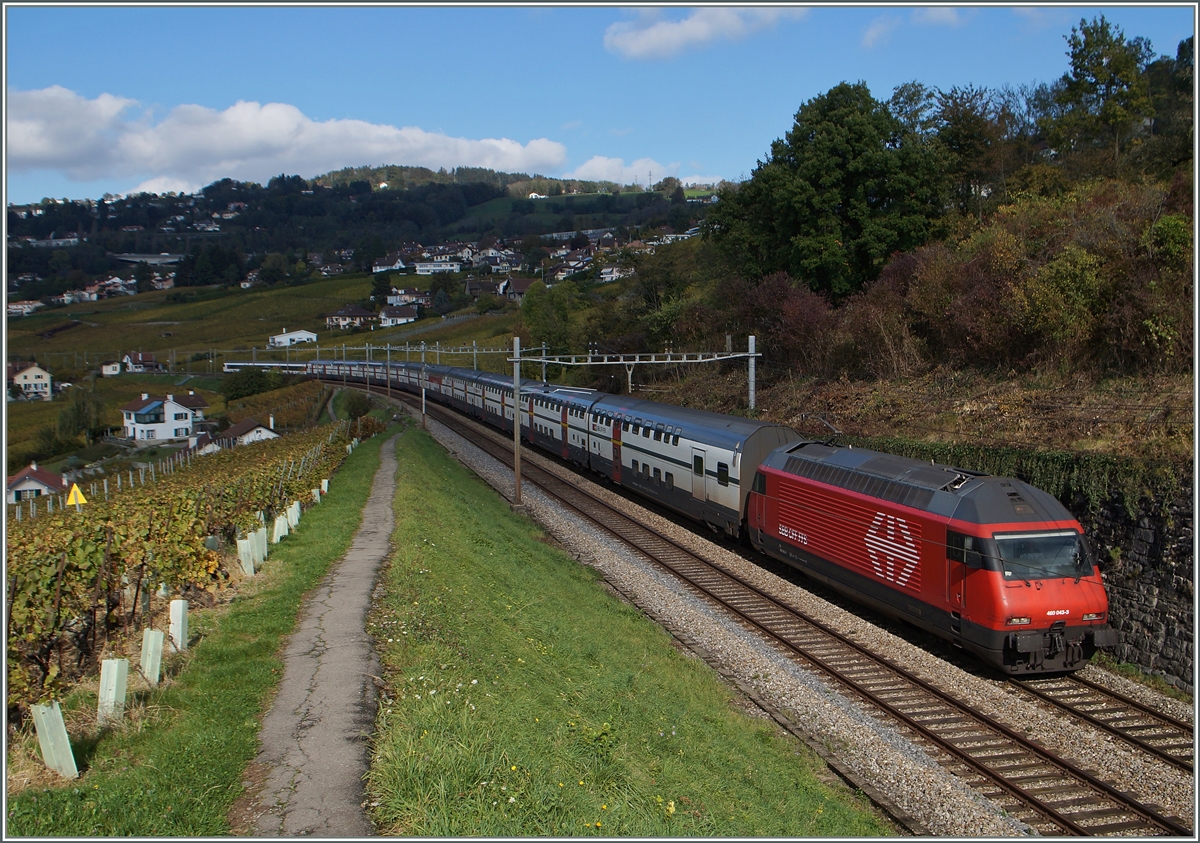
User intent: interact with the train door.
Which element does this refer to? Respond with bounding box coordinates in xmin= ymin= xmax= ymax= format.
xmin=612 ymin=418 xmax=622 ymax=482
xmin=691 ymin=448 xmax=706 ymax=501
xmin=748 ymin=471 xmax=767 ymax=539
xmin=946 ymin=530 xmax=982 ymax=644
xmin=560 ymin=405 xmax=569 ymax=459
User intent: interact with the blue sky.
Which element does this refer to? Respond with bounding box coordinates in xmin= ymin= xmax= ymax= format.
xmin=5 ymin=5 xmax=1195 ymax=205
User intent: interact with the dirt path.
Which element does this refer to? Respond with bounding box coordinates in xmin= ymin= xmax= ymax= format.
xmin=229 ymin=432 xmax=397 ymax=836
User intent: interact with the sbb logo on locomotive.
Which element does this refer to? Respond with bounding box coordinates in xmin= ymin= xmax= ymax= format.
xmin=864 ymin=512 xmax=920 ymax=588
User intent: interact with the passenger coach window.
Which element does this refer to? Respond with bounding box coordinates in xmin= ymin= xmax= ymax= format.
xmin=693 ymin=455 xmax=704 ymax=477
xmin=632 ymin=460 xmax=639 ymax=473
xmin=622 ymin=421 xmax=629 ymax=432
xmin=717 ymin=463 xmax=729 ymax=486
xmin=947 ymin=531 xmax=984 ymax=568
xmin=653 ymin=467 xmax=661 ymax=483
xmin=673 ymin=433 xmax=681 ymax=445
xmin=665 ymin=472 xmax=674 ymax=491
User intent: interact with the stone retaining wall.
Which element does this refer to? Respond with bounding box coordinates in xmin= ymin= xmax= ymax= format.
xmin=1080 ymin=469 xmax=1194 ymax=691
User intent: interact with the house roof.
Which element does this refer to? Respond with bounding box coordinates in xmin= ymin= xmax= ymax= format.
xmin=124 ymin=351 xmax=157 ymax=363
xmin=380 ymin=305 xmax=418 ymax=319
xmin=506 ymin=277 xmax=539 ymax=294
xmin=6 ymin=361 xmax=40 ymax=380
xmin=118 ymin=391 xmax=209 ymax=412
xmin=327 ymin=305 xmax=377 ymax=318
xmin=224 ymin=417 xmax=275 ymax=439
xmin=7 ymin=463 xmax=67 ymax=493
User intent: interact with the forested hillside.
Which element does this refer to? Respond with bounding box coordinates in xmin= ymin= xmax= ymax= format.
xmin=523 ymin=17 xmax=1192 ymax=386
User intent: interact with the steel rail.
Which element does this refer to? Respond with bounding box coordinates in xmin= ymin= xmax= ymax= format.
xmin=1014 ymin=675 xmax=1193 ymax=773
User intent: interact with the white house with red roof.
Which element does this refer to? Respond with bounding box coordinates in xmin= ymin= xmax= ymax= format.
xmin=221 ymin=417 xmax=279 ymax=446
xmin=7 ymin=462 xmax=68 ymax=503
xmin=119 ymin=391 xmax=209 ymax=441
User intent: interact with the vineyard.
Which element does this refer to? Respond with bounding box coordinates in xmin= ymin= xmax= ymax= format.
xmin=224 ymin=380 xmax=331 ymax=431
xmin=5 ymin=415 xmax=387 ymax=718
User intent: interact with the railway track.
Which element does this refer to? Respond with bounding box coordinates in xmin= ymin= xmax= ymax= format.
xmin=1014 ymin=675 xmax=1193 ymax=774
xmin=407 ymin=398 xmax=1192 ymax=837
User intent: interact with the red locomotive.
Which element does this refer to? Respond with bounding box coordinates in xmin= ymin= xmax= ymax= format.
xmin=747 ymin=440 xmax=1118 ymax=672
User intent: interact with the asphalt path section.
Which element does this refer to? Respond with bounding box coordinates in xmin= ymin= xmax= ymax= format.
xmin=233 ymin=432 xmax=398 ymax=836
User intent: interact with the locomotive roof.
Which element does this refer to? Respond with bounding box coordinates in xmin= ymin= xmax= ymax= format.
xmin=764 ymin=441 xmax=1077 ymax=528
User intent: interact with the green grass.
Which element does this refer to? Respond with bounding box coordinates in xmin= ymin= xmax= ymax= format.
xmin=4 ymin=426 xmax=395 ymax=836
xmin=7 ymin=274 xmax=377 ymax=360
xmin=1090 ymin=653 xmax=1194 ymax=703
xmin=364 ymin=429 xmax=891 ymax=836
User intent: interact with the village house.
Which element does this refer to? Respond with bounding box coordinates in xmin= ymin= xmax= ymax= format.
xmin=100 ymin=360 xmax=122 ymax=377
xmin=372 ymin=252 xmax=407 ymax=273
xmin=122 ymin=351 xmax=165 ymax=373
xmin=268 ymin=329 xmax=318 ymax=347
xmin=464 ymin=278 xmax=500 ymax=299
xmin=379 ymin=305 xmax=419 ymax=327
xmin=414 ymin=261 xmax=461 ymax=275
xmin=7 ymin=300 xmax=45 ymax=317
xmin=6 ymin=462 xmax=68 ymax=503
xmin=220 ymin=417 xmax=280 ymax=447
xmin=499 ymin=276 xmax=539 ymax=303
xmin=386 ymin=287 xmax=432 ymax=307
xmin=119 ymin=391 xmax=209 ymax=442
xmin=7 ymin=361 xmax=53 ymax=400
xmin=325 ymin=305 xmax=378 ymax=330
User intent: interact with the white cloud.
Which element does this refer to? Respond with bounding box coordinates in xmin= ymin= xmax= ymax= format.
xmin=604 ymin=7 xmax=808 ymax=60
xmin=912 ymin=7 xmax=964 ymax=27
xmin=862 ymin=15 xmax=900 ymax=49
xmin=566 ymin=155 xmax=673 ymax=186
xmin=6 ymin=85 xmax=138 ymax=179
xmin=7 ymin=87 xmax=568 ymax=192
xmin=561 ymin=119 xmax=582 ymax=130
xmin=127 ymin=175 xmax=201 ymax=197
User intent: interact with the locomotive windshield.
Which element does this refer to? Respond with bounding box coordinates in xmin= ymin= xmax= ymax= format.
xmin=993 ymin=530 xmax=1093 ymax=581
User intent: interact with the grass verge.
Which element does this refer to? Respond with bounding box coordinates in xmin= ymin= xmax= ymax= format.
xmin=364 ymin=428 xmax=892 ymax=836
xmin=1090 ymin=653 xmax=1194 ymax=704
xmin=4 ymin=426 xmax=394 ymax=836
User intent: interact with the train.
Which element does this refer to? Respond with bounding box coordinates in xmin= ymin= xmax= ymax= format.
xmin=307 ymin=357 xmax=1118 ymax=673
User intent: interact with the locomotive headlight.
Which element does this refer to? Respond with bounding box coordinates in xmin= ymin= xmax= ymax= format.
xmin=1006 ymin=616 xmax=1032 ymax=625
xmin=1082 ymin=612 xmax=1104 ymax=621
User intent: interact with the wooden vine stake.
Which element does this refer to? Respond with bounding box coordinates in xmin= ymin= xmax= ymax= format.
xmin=31 ymin=701 xmax=78 ymax=779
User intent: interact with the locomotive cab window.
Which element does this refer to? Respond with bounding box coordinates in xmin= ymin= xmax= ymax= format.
xmin=751 ymin=471 xmax=767 ymax=494
xmin=717 ymin=462 xmax=729 ymax=486
xmin=995 ymin=530 xmax=1091 ymax=581
xmin=947 ymin=531 xmax=984 ymax=569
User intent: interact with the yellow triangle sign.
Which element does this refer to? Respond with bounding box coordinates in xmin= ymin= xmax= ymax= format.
xmin=66 ymin=484 xmax=87 ymax=506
